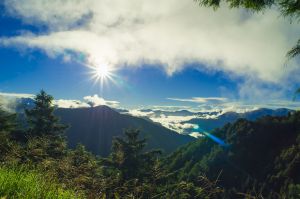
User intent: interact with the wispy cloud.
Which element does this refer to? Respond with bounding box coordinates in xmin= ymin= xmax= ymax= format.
xmin=0 ymin=92 xmax=34 ymax=98
xmin=167 ymin=97 xmax=227 ymax=103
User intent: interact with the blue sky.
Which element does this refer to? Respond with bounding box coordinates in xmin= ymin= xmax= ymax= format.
xmin=0 ymin=47 xmax=236 ymax=108
xmin=1 ymin=0 xmax=300 ymax=110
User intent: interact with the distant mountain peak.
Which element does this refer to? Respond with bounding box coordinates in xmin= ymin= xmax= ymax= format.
xmin=55 ymin=106 xmax=194 ymax=156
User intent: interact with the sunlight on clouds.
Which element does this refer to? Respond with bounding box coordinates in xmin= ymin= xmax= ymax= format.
xmin=128 ymin=109 xmax=155 ymax=118
xmin=53 ymin=99 xmax=89 ymax=109
xmin=167 ymin=97 xmax=228 ymax=103
xmin=0 ymin=92 xmax=34 ymax=98
xmin=1 ymin=0 xmax=300 ymax=98
xmin=150 ymin=115 xmax=198 ymax=134
xmin=0 ymin=92 xmax=34 ymax=112
xmin=83 ymin=94 xmax=119 ymax=107
xmin=189 ymin=132 xmax=204 ymax=138
xmin=0 ymin=92 xmax=120 ymax=110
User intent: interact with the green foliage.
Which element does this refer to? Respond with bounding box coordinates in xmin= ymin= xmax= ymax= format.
xmin=103 ymin=129 xmax=162 ymax=180
xmin=197 ymin=0 xmax=274 ymax=11
xmin=0 ymin=166 xmax=82 ymax=199
xmin=166 ymin=111 xmax=300 ymax=198
xmin=25 ymin=90 xmax=67 ymax=138
xmin=99 ymin=129 xmax=222 ymax=198
xmin=6 ymin=91 xmax=300 ymax=198
xmin=0 ymin=107 xmax=17 ymax=132
xmin=23 ymin=90 xmax=68 ymax=162
xmin=54 ymin=144 xmax=102 ymax=197
xmin=288 ymin=39 xmax=300 ymax=65
xmin=0 ymin=106 xmax=22 ymax=163
xmin=100 ymin=129 xmax=163 ymax=197
xmin=286 ymin=184 xmax=300 ymax=199
xmin=2 ymin=91 xmax=217 ymax=198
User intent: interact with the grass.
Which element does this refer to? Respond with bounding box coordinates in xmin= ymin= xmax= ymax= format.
xmin=0 ymin=166 xmax=83 ymax=199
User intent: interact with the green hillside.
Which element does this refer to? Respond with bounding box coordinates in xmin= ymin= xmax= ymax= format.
xmin=0 ymin=167 xmax=81 ymax=199
xmin=1 ymin=91 xmax=299 ymax=198
xmin=166 ymin=112 xmax=300 ymax=198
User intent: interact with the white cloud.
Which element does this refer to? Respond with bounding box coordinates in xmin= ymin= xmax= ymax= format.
xmin=53 ymin=99 xmax=89 ymax=108
xmin=1 ymin=0 xmax=300 ymax=96
xmin=189 ymin=132 xmax=204 ymax=138
xmin=0 ymin=92 xmax=119 ymax=110
xmin=151 ymin=105 xmax=192 ymax=111
xmin=127 ymin=109 xmax=155 ymax=117
xmin=150 ymin=115 xmax=199 ymax=133
xmin=0 ymin=92 xmax=34 ymax=98
xmin=83 ymin=94 xmax=119 ymax=107
xmin=167 ymin=97 xmax=228 ymax=103
xmin=55 ymin=95 xmax=120 ymax=108
xmin=196 ymin=100 xmax=300 ymax=114
xmin=1 ymin=91 xmax=299 ymax=135
xmin=0 ymin=92 xmax=34 ymax=112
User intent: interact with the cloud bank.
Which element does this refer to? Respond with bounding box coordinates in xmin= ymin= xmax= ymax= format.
xmin=83 ymin=94 xmax=119 ymax=107
xmin=168 ymin=97 xmax=227 ymax=103
xmin=0 ymin=92 xmax=119 ymax=110
xmin=1 ymin=91 xmax=299 ymax=137
xmin=1 ymin=0 xmax=300 ymax=93
xmin=0 ymin=92 xmax=35 ymax=112
xmin=54 ymin=94 xmax=120 ymax=108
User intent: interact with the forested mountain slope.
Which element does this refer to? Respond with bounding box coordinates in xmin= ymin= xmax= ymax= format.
xmin=55 ymin=106 xmax=195 ymax=156
xmin=187 ymin=108 xmax=292 ymax=132
xmin=166 ymin=112 xmax=300 ymax=198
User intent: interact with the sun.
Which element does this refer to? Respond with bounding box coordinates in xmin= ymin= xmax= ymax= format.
xmin=95 ymin=65 xmax=110 ymax=79
xmin=88 ymin=63 xmax=116 ymax=88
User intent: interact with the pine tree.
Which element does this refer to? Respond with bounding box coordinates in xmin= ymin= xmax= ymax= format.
xmin=105 ymin=129 xmax=162 ymax=180
xmin=100 ymin=129 xmax=163 ymax=198
xmin=25 ymin=90 xmax=68 ymax=160
xmin=25 ymin=90 xmax=67 ymax=138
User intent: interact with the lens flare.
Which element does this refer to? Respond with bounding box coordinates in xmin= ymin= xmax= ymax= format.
xmin=86 ymin=60 xmax=117 ymax=90
xmin=194 ymin=125 xmax=229 ymax=147
xmin=95 ymin=65 xmax=110 ymax=79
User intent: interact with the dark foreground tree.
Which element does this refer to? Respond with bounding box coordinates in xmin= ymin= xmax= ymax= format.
xmin=103 ymin=129 xmax=162 ymax=181
xmin=0 ymin=106 xmax=20 ymax=162
xmin=25 ymin=90 xmax=67 ymax=138
xmin=100 ymin=129 xmax=222 ymax=198
xmin=25 ymin=90 xmax=68 ymax=161
xmin=0 ymin=107 xmax=17 ymax=132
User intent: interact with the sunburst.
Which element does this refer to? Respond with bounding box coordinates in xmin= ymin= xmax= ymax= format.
xmin=88 ymin=62 xmax=116 ymax=89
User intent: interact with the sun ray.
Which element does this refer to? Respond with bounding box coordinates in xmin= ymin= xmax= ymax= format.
xmin=87 ymin=61 xmax=118 ymax=91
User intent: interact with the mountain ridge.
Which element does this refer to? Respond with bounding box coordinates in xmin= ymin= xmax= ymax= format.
xmin=55 ymin=105 xmax=195 ymax=156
